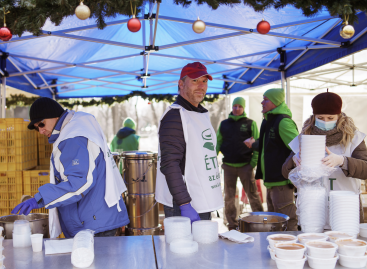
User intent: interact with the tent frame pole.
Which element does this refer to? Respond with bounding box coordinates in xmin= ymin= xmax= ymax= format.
xmin=286 ymin=77 xmax=291 ymax=109
xmin=281 ymin=71 xmax=286 ymax=90
xmin=2 ymin=77 xmax=6 ymax=118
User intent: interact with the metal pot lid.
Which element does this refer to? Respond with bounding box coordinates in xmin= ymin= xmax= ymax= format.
xmin=239 ymin=212 xmax=289 ymax=224
xmin=122 ymin=151 xmax=155 ymax=159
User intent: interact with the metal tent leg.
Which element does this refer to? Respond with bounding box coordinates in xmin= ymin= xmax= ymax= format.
xmin=286 ymin=77 xmax=291 ymax=109
xmin=2 ymin=77 xmax=5 ymax=118
xmin=281 ymin=71 xmax=285 ymax=90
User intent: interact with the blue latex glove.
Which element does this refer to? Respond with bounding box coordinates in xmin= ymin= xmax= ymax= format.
xmin=180 ymin=203 xmax=201 ymax=223
xmin=11 ymin=198 xmax=39 ymax=215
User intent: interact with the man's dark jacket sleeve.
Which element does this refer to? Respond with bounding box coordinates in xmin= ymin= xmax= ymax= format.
xmin=159 ymin=109 xmax=191 ymax=206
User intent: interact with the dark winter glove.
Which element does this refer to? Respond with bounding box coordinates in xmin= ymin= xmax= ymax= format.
xmin=11 ymin=198 xmax=39 ymax=215
xmin=180 ymin=203 xmax=201 ymax=224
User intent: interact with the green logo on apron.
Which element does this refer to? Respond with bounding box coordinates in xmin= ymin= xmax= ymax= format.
xmin=202 ymin=128 xmax=214 ymax=151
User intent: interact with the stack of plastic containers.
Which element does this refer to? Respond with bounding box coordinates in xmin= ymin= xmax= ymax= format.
xmin=192 ymin=221 xmax=218 ymax=244
xmin=329 ymin=191 xmax=359 ymax=236
xmin=164 ymin=217 xmax=191 ymax=244
xmin=297 ymin=188 xmax=326 ymax=233
xmin=0 ymin=227 xmax=4 ymax=269
xmin=300 ymin=135 xmax=326 ymax=168
xmin=71 ymin=230 xmax=95 ymax=268
xmin=12 ymin=220 xmax=31 ymax=248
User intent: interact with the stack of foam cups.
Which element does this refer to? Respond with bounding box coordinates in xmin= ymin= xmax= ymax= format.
xmin=192 ymin=220 xmax=218 ymax=244
xmin=297 ymin=187 xmax=326 ymax=233
xmin=330 ymin=191 xmax=359 ymax=236
xmin=299 ymin=135 xmax=327 ymax=233
xmin=12 ymin=220 xmax=32 ymax=248
xmin=300 ymin=135 xmax=326 ymax=168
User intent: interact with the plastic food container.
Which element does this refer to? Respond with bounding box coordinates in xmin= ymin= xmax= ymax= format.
xmin=170 ymin=240 xmax=198 ymax=255
xmin=324 ymin=231 xmax=355 ymax=243
xmin=306 ymin=254 xmax=338 ymax=269
xmin=71 ymin=230 xmax=95 ymax=268
xmin=164 ymin=217 xmax=191 ymax=244
xmin=335 ymin=239 xmax=367 ymax=257
xmin=266 ymin=234 xmax=298 ymax=249
xmin=305 ymin=240 xmax=338 ymax=259
xmin=360 ymin=224 xmax=367 ymax=238
xmin=274 ymin=242 xmax=306 ymax=260
xmin=273 ymin=255 xmax=306 ymax=269
xmin=13 ymin=232 xmax=31 ymax=248
xmin=338 ymin=252 xmax=367 ymax=268
xmin=13 ymin=220 xmax=31 ymax=234
xmin=297 ymin=233 xmax=328 ymax=244
xmin=192 ymin=220 xmax=218 ymax=244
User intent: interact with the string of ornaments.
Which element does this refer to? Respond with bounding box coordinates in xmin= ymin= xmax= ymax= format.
xmin=0 ymin=8 xmax=12 ymax=42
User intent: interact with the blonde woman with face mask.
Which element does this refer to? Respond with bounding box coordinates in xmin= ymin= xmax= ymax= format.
xmin=282 ymin=90 xmax=367 ymax=222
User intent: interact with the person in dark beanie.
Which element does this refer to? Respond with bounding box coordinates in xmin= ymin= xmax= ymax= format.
xmin=282 ymin=89 xmax=367 ymax=224
xmin=245 ymin=88 xmax=299 ymax=231
xmin=156 ymin=62 xmax=224 ymax=224
xmin=12 ymin=97 xmax=130 ymax=238
xmin=216 ymin=97 xmax=263 ymax=230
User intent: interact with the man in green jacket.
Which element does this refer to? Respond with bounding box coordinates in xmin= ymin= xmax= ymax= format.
xmin=217 ymin=97 xmax=264 ymax=230
xmin=245 ymin=88 xmax=299 ymax=231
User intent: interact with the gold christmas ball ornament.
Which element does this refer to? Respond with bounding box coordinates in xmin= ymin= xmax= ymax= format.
xmin=340 ymin=22 xmax=355 ymax=39
xmin=192 ymin=17 xmax=206 ymax=34
xmin=75 ymin=1 xmax=91 ymax=20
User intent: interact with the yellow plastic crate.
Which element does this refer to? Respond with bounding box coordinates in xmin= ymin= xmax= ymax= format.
xmin=23 ymin=166 xmax=50 ymax=214
xmin=0 ymin=118 xmax=37 ymax=171
xmin=37 ymin=133 xmax=52 ymax=166
xmin=0 ymin=171 xmax=23 ymax=216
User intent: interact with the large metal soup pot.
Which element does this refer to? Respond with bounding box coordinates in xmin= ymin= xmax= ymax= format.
xmin=238 ymin=212 xmax=289 ymax=233
xmin=0 ymin=214 xmax=49 ymax=239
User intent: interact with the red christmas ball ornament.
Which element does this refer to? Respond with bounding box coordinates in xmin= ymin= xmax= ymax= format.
xmin=0 ymin=26 xmax=12 ymax=41
xmin=127 ymin=16 xmax=141 ymax=33
xmin=256 ymin=19 xmax=271 ymax=35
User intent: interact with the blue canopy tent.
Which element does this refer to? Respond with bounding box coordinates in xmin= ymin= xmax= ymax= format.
xmin=0 ymin=1 xmax=367 ymax=117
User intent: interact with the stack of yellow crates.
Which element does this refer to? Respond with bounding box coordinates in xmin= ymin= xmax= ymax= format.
xmin=0 ymin=118 xmax=37 ymax=216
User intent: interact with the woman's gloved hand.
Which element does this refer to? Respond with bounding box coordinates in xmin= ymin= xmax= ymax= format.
xmin=11 ymin=198 xmax=39 ymax=215
xmin=292 ymin=152 xmax=301 ymax=167
xmin=180 ymin=203 xmax=201 ymax=223
xmin=322 ymin=147 xmax=344 ymax=168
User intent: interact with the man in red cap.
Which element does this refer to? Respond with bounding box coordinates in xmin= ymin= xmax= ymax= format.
xmin=156 ymin=62 xmax=224 ymax=223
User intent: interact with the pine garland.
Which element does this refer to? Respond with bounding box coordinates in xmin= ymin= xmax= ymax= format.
xmin=6 ymin=92 xmax=221 ymax=108
xmin=0 ymin=0 xmax=363 ymax=37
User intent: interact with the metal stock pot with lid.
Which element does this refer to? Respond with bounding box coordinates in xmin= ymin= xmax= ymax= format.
xmin=238 ymin=212 xmax=289 ymax=233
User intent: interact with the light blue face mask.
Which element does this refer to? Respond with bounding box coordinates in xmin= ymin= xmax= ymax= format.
xmin=315 ymin=118 xmax=337 ymax=131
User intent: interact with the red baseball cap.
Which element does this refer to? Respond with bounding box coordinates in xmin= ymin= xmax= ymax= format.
xmin=180 ymin=62 xmax=213 ymax=80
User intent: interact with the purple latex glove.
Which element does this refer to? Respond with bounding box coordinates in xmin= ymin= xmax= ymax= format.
xmin=11 ymin=198 xmax=39 ymax=215
xmin=180 ymin=203 xmax=201 ymax=223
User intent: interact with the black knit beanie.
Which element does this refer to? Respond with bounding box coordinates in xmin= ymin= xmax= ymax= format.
xmin=28 ymin=97 xmax=65 ymax=130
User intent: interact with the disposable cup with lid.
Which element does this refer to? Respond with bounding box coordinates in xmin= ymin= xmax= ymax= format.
xmin=31 ymin=234 xmax=43 ymax=252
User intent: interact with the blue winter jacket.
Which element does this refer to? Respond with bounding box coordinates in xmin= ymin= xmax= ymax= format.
xmin=34 ymin=111 xmax=130 ymax=238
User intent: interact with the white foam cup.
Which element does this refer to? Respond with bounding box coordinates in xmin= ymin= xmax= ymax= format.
xmin=30 ymin=234 xmax=43 ymax=252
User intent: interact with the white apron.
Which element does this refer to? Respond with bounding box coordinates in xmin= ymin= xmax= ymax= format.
xmin=324 ymin=131 xmax=366 ymax=193
xmin=48 ymin=111 xmax=127 ymax=238
xmin=155 ymin=104 xmax=224 ymax=213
